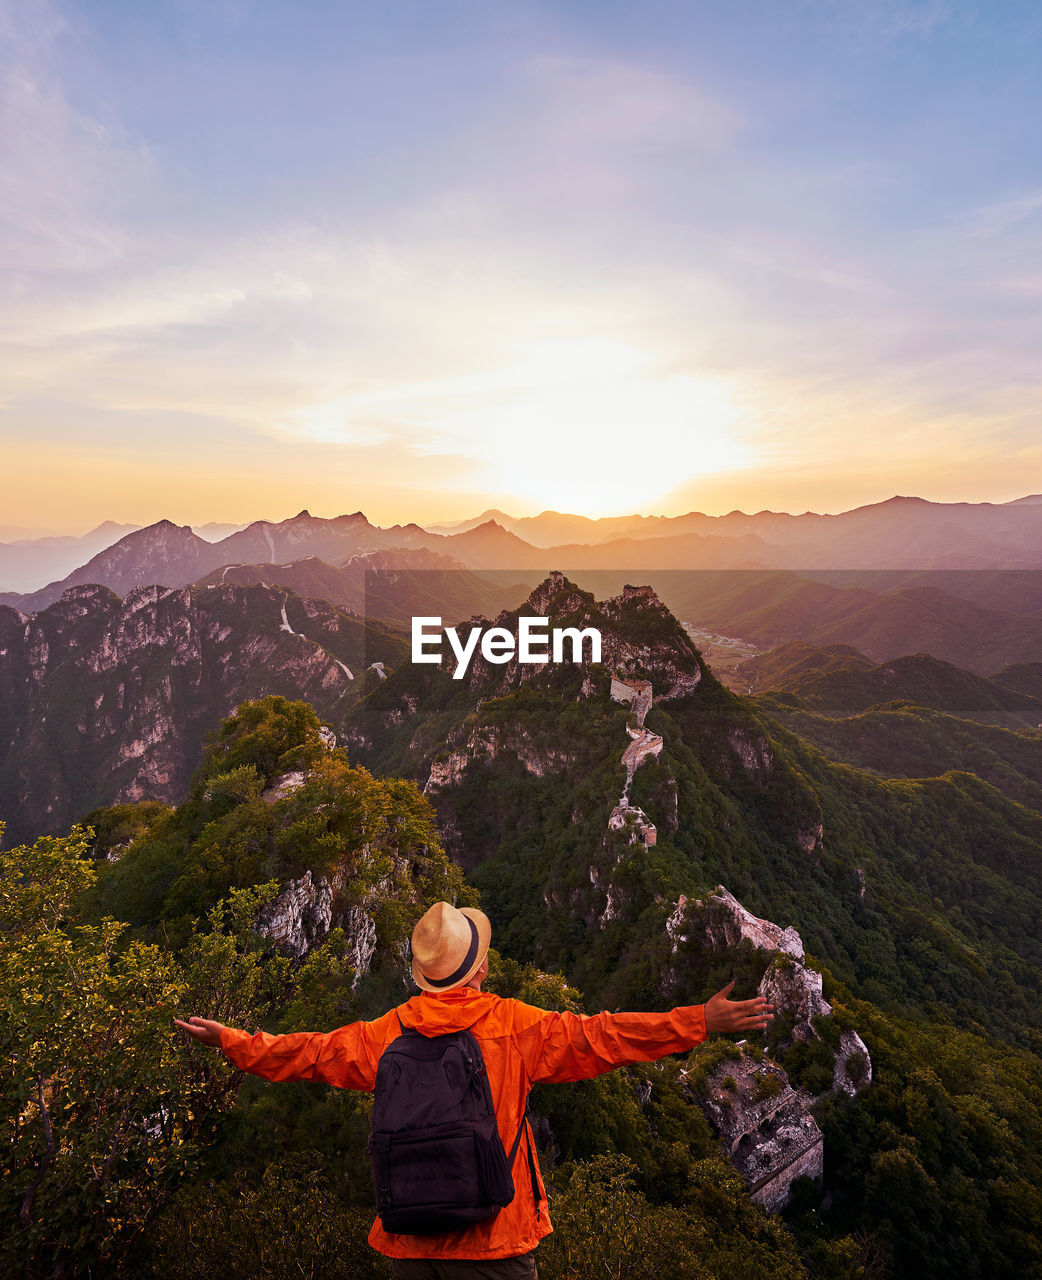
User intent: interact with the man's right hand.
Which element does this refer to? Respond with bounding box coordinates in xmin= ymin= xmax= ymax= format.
xmin=174 ymin=1016 xmax=226 ymax=1047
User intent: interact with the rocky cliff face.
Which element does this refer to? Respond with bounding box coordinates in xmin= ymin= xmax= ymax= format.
xmin=0 ymin=582 xmax=401 ymax=845
xmin=255 ymin=870 xmax=336 ymax=961
xmin=423 ymin=721 xmax=579 ymax=797
xmin=695 ymin=885 xmax=806 ymax=960
xmin=254 ymin=869 xmax=378 ymax=982
xmin=665 ymin=885 xmax=871 ymax=1210
xmin=699 ymin=1049 xmax=825 ymax=1214
xmin=248 ymin=760 xmax=420 ymax=982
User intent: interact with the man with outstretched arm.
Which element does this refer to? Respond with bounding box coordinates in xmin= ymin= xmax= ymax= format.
xmin=176 ymin=901 xmax=773 ymax=1280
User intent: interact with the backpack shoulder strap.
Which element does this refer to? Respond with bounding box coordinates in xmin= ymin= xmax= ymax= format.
xmin=507 ymin=1099 xmax=544 ymax=1211
xmin=507 ymin=1109 xmax=527 ymax=1166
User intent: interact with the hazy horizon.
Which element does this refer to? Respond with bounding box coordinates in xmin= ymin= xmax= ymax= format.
xmin=4 ymin=486 xmax=1042 ymax=543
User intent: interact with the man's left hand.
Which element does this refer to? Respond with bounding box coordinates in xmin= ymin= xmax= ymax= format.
xmin=704 ymin=981 xmax=774 ymax=1033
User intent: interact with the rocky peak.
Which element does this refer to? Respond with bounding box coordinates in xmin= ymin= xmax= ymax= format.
xmin=758 ymin=954 xmax=831 ymax=1043
xmin=145 ymin=518 xmax=188 ymax=534
xmin=601 ymin=581 xmax=670 ymax=618
xmin=5 ymin=521 xmax=218 ymax=613
xmin=695 ymin=885 xmax=805 ymax=959
xmin=55 ymin=584 xmax=118 ymax=611
xmin=525 ymin=570 xmax=593 ymax=618
xmin=404 ymin=571 xmax=703 ymax=698
xmin=117 ymin=521 xmax=202 ymax=557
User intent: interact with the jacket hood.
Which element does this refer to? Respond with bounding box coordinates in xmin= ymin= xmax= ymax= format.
xmin=399 ymin=987 xmax=500 ymax=1035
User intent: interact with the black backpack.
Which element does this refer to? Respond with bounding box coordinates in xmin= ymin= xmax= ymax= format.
xmin=367 ymin=1016 xmax=540 ymax=1235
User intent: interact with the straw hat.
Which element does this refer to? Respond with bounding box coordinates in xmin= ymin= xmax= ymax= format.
xmin=410 ymin=901 xmax=491 ymax=992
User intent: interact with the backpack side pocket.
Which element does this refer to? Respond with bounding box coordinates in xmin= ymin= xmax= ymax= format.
xmin=474 ymin=1128 xmax=515 ymax=1207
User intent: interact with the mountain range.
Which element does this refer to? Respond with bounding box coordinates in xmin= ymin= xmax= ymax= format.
xmin=336 ymin=573 xmax=1042 ymax=1024
xmin=7 ymin=562 xmax=1042 ymax=1276
xmin=194 ymin=547 xmax=531 ymax=625
xmin=4 ymin=499 xmax=1042 ymax=681
xmin=7 ymin=489 xmax=1042 ymax=842
xmin=424 ymin=493 xmax=1042 ymax=563
xmin=6 ymin=494 xmax=1042 ymax=611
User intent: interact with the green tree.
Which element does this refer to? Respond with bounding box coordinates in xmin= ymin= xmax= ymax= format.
xmin=144 ymin=1154 xmax=387 ymax=1280
xmin=0 ymin=823 xmax=353 ymax=1280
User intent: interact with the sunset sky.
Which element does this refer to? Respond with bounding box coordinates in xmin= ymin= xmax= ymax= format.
xmin=3 ymin=0 xmax=1042 ymax=535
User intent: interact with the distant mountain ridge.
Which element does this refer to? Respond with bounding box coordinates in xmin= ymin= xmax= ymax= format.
xmin=6 ymin=494 xmax=1042 ymax=608
xmin=714 ymin=639 xmax=1042 ymax=815
xmin=424 ymin=494 xmax=1042 ymax=565
xmin=1 ymin=513 xmax=431 ymax=611
xmin=0 ymin=512 xmax=776 ymax=612
xmin=733 ymin=642 xmax=1042 ymax=725
xmin=0 ymin=521 xmax=141 ymax=594
xmin=655 ymin=571 xmax=1042 ymax=674
xmin=757 ymin=694 xmax=1042 ymax=816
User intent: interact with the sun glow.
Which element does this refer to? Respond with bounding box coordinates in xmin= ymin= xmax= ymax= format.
xmin=472 ymin=340 xmax=750 ymax=515
xmin=287 ymin=337 xmax=751 ymax=516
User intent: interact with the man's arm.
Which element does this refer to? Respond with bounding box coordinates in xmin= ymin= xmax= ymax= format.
xmin=174 ymin=1014 xmax=385 ymax=1090
xmin=511 ymin=982 xmax=773 ymax=1085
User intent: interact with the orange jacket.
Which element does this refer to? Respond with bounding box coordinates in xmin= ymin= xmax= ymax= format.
xmin=219 ymin=986 xmax=707 ymax=1260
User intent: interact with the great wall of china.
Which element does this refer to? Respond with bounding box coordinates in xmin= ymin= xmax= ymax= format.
xmin=607 ymin=672 xmax=662 ymax=848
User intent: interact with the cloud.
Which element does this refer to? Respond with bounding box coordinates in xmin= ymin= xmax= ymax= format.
xmin=0 ymin=0 xmax=154 ymax=272
xmin=802 ymin=0 xmax=962 ymax=41
xmin=522 ymin=53 xmax=740 ymax=152
xmin=957 ymin=189 xmax=1042 ymax=240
